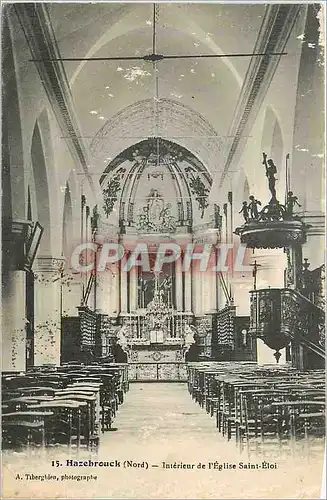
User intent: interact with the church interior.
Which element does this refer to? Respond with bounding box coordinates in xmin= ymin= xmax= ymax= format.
xmin=1 ymin=3 xmax=326 ymax=495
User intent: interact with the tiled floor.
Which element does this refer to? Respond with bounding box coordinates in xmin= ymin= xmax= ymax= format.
xmin=2 ymin=383 xmax=325 ymax=499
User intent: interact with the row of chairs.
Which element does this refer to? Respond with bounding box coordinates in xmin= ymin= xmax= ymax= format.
xmin=2 ymin=363 xmax=129 ymax=451
xmin=187 ymin=362 xmax=325 ymax=452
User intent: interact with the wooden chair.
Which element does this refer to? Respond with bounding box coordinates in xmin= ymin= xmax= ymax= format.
xmin=2 ymin=411 xmax=53 ymax=450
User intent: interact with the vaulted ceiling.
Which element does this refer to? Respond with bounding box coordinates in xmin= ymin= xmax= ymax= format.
xmin=46 ymin=3 xmax=266 ymax=175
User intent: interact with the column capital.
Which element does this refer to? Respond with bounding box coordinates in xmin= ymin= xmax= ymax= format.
xmin=302 ymin=211 xmax=325 ymax=236
xmin=34 ymin=256 xmax=66 ymax=273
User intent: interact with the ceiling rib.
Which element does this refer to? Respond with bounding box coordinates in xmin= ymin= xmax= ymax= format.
xmin=14 ymin=3 xmax=95 ymax=193
xmin=219 ymin=4 xmax=303 ymax=188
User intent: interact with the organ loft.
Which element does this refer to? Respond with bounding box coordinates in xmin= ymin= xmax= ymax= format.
xmin=1 ymin=4 xmax=325 ymax=496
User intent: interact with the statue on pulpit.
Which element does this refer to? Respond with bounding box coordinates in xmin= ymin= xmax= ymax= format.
xmin=262 ymin=152 xmax=277 ymax=199
xmin=248 ymin=195 xmax=262 ymax=219
xmin=286 ymin=191 xmax=301 ymax=217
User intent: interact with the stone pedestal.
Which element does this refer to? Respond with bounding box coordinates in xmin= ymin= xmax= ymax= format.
xmin=34 ymin=256 xmax=65 ymax=366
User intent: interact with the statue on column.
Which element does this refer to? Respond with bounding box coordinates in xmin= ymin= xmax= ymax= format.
xmin=262 ymin=152 xmax=277 ymax=199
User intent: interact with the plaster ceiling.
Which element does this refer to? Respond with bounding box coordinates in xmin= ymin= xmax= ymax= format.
xmin=47 ymin=3 xmax=266 ymax=175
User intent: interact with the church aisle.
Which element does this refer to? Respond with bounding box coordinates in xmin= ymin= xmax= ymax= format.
xmin=103 ymin=383 xmax=217 ymax=441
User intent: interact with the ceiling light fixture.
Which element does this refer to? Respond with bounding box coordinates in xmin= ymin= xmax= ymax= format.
xmin=29 ymin=4 xmax=287 ymax=64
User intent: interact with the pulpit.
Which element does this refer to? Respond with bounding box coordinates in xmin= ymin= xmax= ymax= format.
xmin=249 ymin=288 xmax=325 ymax=368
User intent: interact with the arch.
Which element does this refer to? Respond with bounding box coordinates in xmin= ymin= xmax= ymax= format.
xmin=90 ymin=98 xmax=225 ymax=177
xmin=2 ymin=14 xmax=25 ymax=220
xmin=97 ymin=138 xmax=212 ymax=227
xmin=271 ymin=119 xmax=283 ymax=176
xmin=100 ymin=138 xmax=211 ymax=184
xmin=243 ymin=177 xmax=250 ymax=200
xmin=261 ymin=107 xmax=284 ymax=163
xmin=261 ymin=107 xmax=277 ymax=156
xmin=260 ymin=106 xmax=284 ymax=200
xmin=31 ymin=121 xmax=52 ymax=255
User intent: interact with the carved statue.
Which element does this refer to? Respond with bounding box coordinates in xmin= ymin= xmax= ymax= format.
xmin=147 ymin=189 xmax=164 ymax=224
xmin=286 ymin=191 xmax=301 ymax=217
xmin=137 ymin=207 xmax=151 ymax=231
xmin=262 ymin=152 xmax=277 ymax=199
xmin=239 ymin=201 xmax=249 ymax=222
xmin=159 ymin=203 xmax=176 ymax=231
xmin=117 ymin=325 xmax=129 ymax=351
xmin=136 ymin=191 xmax=176 ymax=233
xmin=184 ymin=324 xmax=196 ymax=347
xmin=258 ymin=199 xmax=285 ymax=222
xmin=248 ymin=195 xmax=262 ymax=219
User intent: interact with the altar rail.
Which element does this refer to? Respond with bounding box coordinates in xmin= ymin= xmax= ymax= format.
xmin=129 ymin=362 xmax=187 ymax=382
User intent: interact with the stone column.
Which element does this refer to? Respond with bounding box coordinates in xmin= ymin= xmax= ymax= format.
xmin=61 ymin=273 xmax=82 ymax=317
xmin=2 ymin=271 xmax=26 ymax=372
xmin=129 ymin=265 xmax=138 ymax=311
xmin=184 ymin=268 xmax=192 ymax=312
xmin=95 ymin=270 xmax=111 ymax=315
xmin=202 ymin=270 xmax=217 ymax=313
xmin=175 ymin=257 xmax=183 ymax=311
xmin=232 ymin=276 xmax=253 ymax=316
xmin=109 ymin=262 xmax=120 ymax=315
xmin=120 ymin=254 xmax=128 ymax=313
xmin=198 ymin=270 xmax=204 ymax=315
xmin=34 ymin=257 xmax=65 ymax=366
xmin=191 ymin=264 xmax=201 ymax=314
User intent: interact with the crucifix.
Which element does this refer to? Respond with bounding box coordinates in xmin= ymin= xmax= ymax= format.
xmin=153 ymin=270 xmax=160 ymax=296
xmin=250 ymin=260 xmax=261 ymax=290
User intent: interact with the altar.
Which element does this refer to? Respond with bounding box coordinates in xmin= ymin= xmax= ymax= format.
xmin=116 ymin=316 xmax=195 ymax=381
xmin=127 ymin=345 xmax=188 ymax=381
xmin=115 ymin=274 xmax=196 ymax=381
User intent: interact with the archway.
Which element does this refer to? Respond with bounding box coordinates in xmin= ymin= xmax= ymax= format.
xmin=31 ymin=121 xmax=52 ymax=255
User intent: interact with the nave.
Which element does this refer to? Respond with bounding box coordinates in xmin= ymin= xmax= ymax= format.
xmin=2 ymin=363 xmax=325 ymax=499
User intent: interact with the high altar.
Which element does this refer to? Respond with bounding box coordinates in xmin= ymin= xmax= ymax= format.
xmin=61 ymin=139 xmax=256 ymax=377
xmin=92 ymin=139 xmax=222 ymax=381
